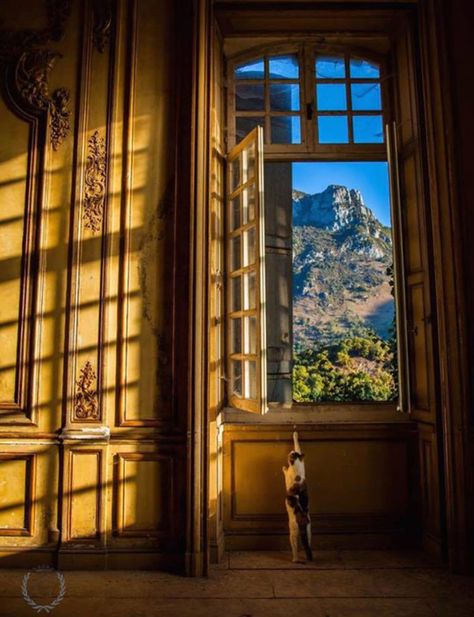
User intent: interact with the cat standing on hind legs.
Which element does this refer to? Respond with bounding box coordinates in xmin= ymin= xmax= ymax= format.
xmin=282 ymin=430 xmax=313 ymax=563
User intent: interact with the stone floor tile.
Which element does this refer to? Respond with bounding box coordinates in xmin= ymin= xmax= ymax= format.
xmin=320 ymin=598 xmax=437 ymax=617
xmin=1 ymin=597 xmax=328 ymax=617
xmin=270 ymin=569 xmax=383 ymax=598
xmin=427 ymin=597 xmax=474 ymax=617
xmin=339 ymin=550 xmax=442 ymax=570
xmin=229 ymin=550 xmax=343 ymax=570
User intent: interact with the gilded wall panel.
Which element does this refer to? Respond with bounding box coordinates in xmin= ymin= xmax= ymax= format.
xmin=114 ymin=0 xmax=176 ymax=426
xmin=0 ymin=99 xmax=30 ymax=411
xmin=113 ymin=452 xmax=172 ymax=537
xmin=222 ymin=426 xmax=416 ymax=548
xmin=0 ymin=454 xmax=35 ymax=535
xmin=0 ymin=445 xmax=58 ymax=550
xmin=66 ymin=449 xmax=103 ymax=541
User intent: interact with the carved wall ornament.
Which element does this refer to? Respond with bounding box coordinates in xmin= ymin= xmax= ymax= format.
xmin=0 ymin=0 xmax=72 ymax=61
xmin=74 ymin=361 xmax=99 ymax=420
xmin=83 ymin=130 xmax=107 ymax=233
xmin=0 ymin=0 xmax=72 ymax=149
xmin=92 ymin=0 xmax=113 ymax=53
xmin=13 ymin=50 xmax=71 ymax=149
xmin=50 ymin=86 xmax=70 ymax=150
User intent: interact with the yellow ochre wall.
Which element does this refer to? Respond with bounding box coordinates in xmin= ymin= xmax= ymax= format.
xmin=0 ymin=0 xmax=195 ymax=570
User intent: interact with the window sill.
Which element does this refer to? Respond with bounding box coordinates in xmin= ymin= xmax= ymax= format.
xmin=218 ymin=402 xmax=411 ymax=427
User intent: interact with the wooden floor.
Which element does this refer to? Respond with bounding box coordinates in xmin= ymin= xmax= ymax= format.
xmin=0 ymin=550 xmax=473 ymax=616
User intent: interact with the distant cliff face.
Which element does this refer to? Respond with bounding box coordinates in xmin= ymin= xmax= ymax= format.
xmin=292 ymin=185 xmax=394 ymax=352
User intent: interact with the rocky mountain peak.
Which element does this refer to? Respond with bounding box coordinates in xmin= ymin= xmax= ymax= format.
xmin=292 ymin=185 xmax=394 ymax=347
xmin=292 ymin=184 xmax=378 ymax=232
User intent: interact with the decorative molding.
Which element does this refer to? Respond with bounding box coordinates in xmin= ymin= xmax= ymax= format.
xmin=74 ymin=361 xmax=99 ymax=420
xmin=14 ymin=48 xmax=58 ymax=110
xmin=113 ymin=453 xmax=173 ymax=538
xmin=92 ymin=0 xmax=113 ymax=53
xmin=0 ymin=0 xmax=72 ymax=61
xmin=0 ymin=454 xmax=35 ymax=536
xmin=65 ymin=449 xmax=103 ymax=543
xmin=0 ymin=0 xmax=72 ymax=149
xmin=50 ymin=86 xmax=71 ymax=150
xmin=13 ymin=49 xmax=71 ymax=150
xmin=83 ymin=130 xmax=107 ymax=233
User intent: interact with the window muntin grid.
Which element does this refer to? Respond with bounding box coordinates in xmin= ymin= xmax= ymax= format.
xmin=230 ymin=48 xmax=386 ymax=151
xmin=315 ymin=54 xmax=384 ymax=144
xmin=233 ymin=53 xmax=303 ymax=146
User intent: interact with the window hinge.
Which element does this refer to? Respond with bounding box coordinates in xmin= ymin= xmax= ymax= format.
xmin=214 ymin=268 xmax=224 ymax=290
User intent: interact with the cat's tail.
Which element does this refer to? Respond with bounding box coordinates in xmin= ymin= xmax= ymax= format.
xmin=299 ymin=522 xmax=313 ymax=561
xmin=293 ymin=430 xmax=301 ymax=454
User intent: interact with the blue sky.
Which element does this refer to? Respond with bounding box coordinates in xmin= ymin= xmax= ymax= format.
xmin=292 ymin=162 xmax=391 ymax=226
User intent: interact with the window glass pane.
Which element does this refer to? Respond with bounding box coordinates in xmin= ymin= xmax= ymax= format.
xmin=244 ymin=316 xmax=257 ymax=354
xmin=316 ymin=84 xmax=347 ymax=111
xmin=231 ymin=276 xmax=241 ymax=312
xmin=234 ymin=58 xmax=264 ymax=80
xmin=243 ymin=227 xmax=256 ymax=266
xmin=244 ymin=143 xmax=256 ymax=181
xmin=243 ymin=270 xmax=256 ymax=310
xmin=247 ymin=185 xmax=256 ymax=222
xmin=317 ymin=115 xmax=349 ymax=143
xmin=231 ymin=235 xmax=241 ymax=270
xmin=231 ymin=194 xmax=240 ymax=230
xmin=244 ymin=360 xmax=257 ymax=399
xmin=270 ymin=116 xmax=301 ymax=144
xmin=231 ymin=318 xmax=241 ymax=354
xmin=231 ymin=360 xmax=242 ymax=396
xmin=236 ymin=117 xmax=264 ymax=144
xmin=350 ymin=58 xmax=380 ymax=79
xmin=242 ymin=187 xmax=256 ymax=225
xmin=270 ymin=84 xmax=300 ymax=111
xmin=351 ymin=83 xmax=382 ymax=111
xmin=231 ymin=157 xmax=240 ymax=192
xmin=315 ymin=55 xmax=345 ymax=79
xmin=236 ymin=83 xmax=264 ymax=111
xmin=353 ymin=115 xmax=384 ymax=143
xmin=291 ymin=160 xmax=396 ymax=403
xmin=268 ymin=54 xmax=299 ymax=79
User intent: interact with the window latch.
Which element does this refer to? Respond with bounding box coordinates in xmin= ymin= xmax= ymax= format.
xmin=306 ymin=102 xmax=314 ymax=120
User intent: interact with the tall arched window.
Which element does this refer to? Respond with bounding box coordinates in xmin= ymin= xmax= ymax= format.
xmin=224 ymin=43 xmax=405 ymax=413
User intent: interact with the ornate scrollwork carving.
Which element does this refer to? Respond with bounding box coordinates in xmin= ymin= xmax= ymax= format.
xmin=74 ymin=361 xmax=99 ymax=420
xmin=50 ymin=86 xmax=70 ymax=150
xmin=83 ymin=130 xmax=107 ymax=233
xmin=13 ymin=49 xmax=71 ymax=149
xmin=14 ymin=48 xmax=58 ymax=109
xmin=92 ymin=0 xmax=112 ymax=53
xmin=0 ymin=0 xmax=72 ymax=149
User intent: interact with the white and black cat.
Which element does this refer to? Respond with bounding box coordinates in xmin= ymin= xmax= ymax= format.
xmin=282 ymin=431 xmax=313 ymax=563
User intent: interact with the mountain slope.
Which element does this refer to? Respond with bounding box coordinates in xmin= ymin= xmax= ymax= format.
xmin=292 ymin=185 xmax=394 ymax=353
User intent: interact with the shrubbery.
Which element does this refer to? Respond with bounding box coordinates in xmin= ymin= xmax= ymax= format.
xmin=292 ymin=331 xmax=397 ymax=402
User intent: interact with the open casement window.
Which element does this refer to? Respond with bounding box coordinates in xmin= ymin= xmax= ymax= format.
xmin=226 ymin=127 xmax=267 ymax=413
xmin=391 ymin=27 xmax=436 ymax=423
